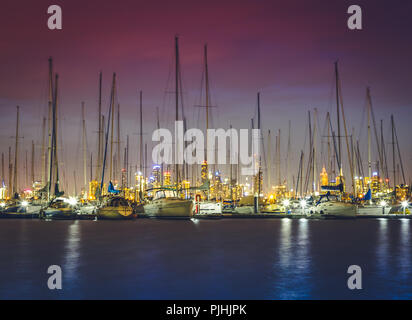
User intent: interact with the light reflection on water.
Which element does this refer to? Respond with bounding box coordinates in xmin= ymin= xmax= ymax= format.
xmin=398 ymin=219 xmax=411 ymax=298
xmin=276 ymin=218 xmax=311 ymax=299
xmin=376 ymin=218 xmax=389 ymax=275
xmin=63 ymin=221 xmax=81 ymax=291
xmin=0 ymin=218 xmax=411 ymax=299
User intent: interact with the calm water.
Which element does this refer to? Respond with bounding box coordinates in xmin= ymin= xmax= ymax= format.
xmin=0 ymin=218 xmax=411 ymax=299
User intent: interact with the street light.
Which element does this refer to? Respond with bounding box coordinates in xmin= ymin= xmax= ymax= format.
xmin=21 ymin=201 xmax=28 ymax=207
xmin=401 ymin=201 xmax=409 ymax=215
xmin=300 ymin=199 xmax=307 ymax=215
xmin=380 ymin=200 xmax=387 ymax=215
xmin=65 ymin=197 xmax=78 ymax=206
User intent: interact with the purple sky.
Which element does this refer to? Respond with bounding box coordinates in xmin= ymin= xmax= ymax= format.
xmin=0 ymin=0 xmax=411 ymax=192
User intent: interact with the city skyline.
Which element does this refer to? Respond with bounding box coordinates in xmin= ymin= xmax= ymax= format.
xmin=1 ymin=0 xmax=411 ymax=193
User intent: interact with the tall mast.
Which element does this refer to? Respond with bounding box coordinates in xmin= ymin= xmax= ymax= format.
xmin=82 ymin=102 xmax=87 ymax=191
xmin=156 ymin=107 xmax=163 ymax=186
xmin=41 ymin=117 xmax=46 ymax=186
xmin=286 ymin=120 xmax=291 ymax=189
xmin=391 ymin=114 xmax=396 ymax=188
xmin=204 ymin=44 xmax=209 ymax=163
xmin=335 ymin=61 xmax=355 ymax=192
xmin=367 ymin=88 xmax=372 ymax=181
xmin=90 ymin=153 xmax=93 ymax=184
xmin=0 ymin=153 xmax=3 ymax=188
xmin=117 ymin=103 xmax=121 ymax=182
xmin=100 ymin=75 xmax=115 ymax=192
xmin=335 ymin=61 xmax=341 ymax=167
xmin=46 ymin=58 xmax=53 ymax=190
xmin=25 ymin=150 xmax=28 ymax=188
xmin=300 ymin=151 xmax=304 ymax=197
xmin=351 ymin=130 xmax=355 ymax=178
xmin=313 ymin=108 xmax=317 ymax=193
xmin=8 ymin=147 xmax=12 ymax=198
xmin=305 ymin=110 xmax=312 ymax=194
xmin=31 ymin=140 xmax=35 ymax=185
xmin=368 ymin=88 xmax=384 ymax=177
xmin=229 ymin=124 xmax=233 ymax=199
xmin=257 ymin=92 xmax=262 ymax=194
xmin=326 ymin=112 xmax=331 ymax=176
xmin=12 ymin=106 xmax=20 ymax=195
xmin=175 ymin=36 xmax=180 ymax=186
xmin=52 ymin=74 xmax=60 ymax=196
xmin=139 ymin=91 xmax=143 ymax=174
xmin=381 ymin=120 xmax=388 ymax=182
xmin=125 ymin=135 xmax=129 ymax=186
xmin=96 ymin=71 xmax=102 ymax=181
xmin=144 ymin=143 xmax=148 ymax=179
xmin=267 ymin=130 xmax=272 ymax=193
xmin=393 ymin=116 xmax=406 ymax=185
xmin=277 ymin=129 xmax=281 ymax=186
xmin=109 ymin=73 xmax=116 ymax=182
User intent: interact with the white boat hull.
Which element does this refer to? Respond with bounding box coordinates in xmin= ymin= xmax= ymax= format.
xmin=234 ymin=206 xmax=255 ymax=214
xmin=311 ymin=201 xmax=356 ymax=218
xmin=357 ymin=205 xmax=392 ymax=215
xmin=144 ymin=198 xmax=193 ymax=218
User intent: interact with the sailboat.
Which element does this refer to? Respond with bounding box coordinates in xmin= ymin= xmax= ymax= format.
xmin=192 ymin=43 xmax=222 ymax=217
xmin=95 ymin=73 xmax=140 ymax=220
xmin=312 ymin=62 xmax=357 ymax=218
xmin=355 ymin=89 xmax=392 ymax=215
xmin=0 ymin=106 xmax=42 ymax=218
xmin=309 ymin=192 xmax=356 ymax=218
xmin=40 ymin=63 xmax=77 ymax=220
xmin=143 ymin=36 xmax=193 ymax=219
xmin=144 ymin=188 xmax=193 ymax=219
xmin=97 ymin=193 xmax=135 ymax=220
xmin=0 ymin=199 xmax=41 ymax=219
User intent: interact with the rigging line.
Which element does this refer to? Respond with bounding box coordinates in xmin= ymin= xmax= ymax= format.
xmin=357 ymin=98 xmax=367 ymax=141
xmin=100 ymin=74 xmax=115 ymax=191
xmin=393 ymin=119 xmax=406 ymax=185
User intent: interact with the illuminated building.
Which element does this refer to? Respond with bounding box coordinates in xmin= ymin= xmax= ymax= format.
xmin=201 ymin=161 xmax=208 ymax=184
xmin=396 ymin=185 xmax=409 ymax=201
xmin=124 ymin=188 xmax=135 ymax=201
xmin=274 ymin=185 xmax=286 ymax=199
xmin=354 ymin=176 xmax=365 ymax=197
xmin=320 ymin=167 xmax=328 ymax=186
xmin=152 ymin=165 xmax=161 ymax=187
xmin=163 ymin=171 xmax=171 ymax=186
xmin=88 ymin=180 xmax=99 ymax=200
xmin=135 ymin=172 xmax=145 ymax=202
xmin=211 ymin=170 xmax=222 ymax=200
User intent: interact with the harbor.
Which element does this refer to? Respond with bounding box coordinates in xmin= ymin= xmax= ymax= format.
xmin=2 ymin=0 xmax=412 ymax=304
xmin=0 ymin=38 xmax=411 ymax=221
